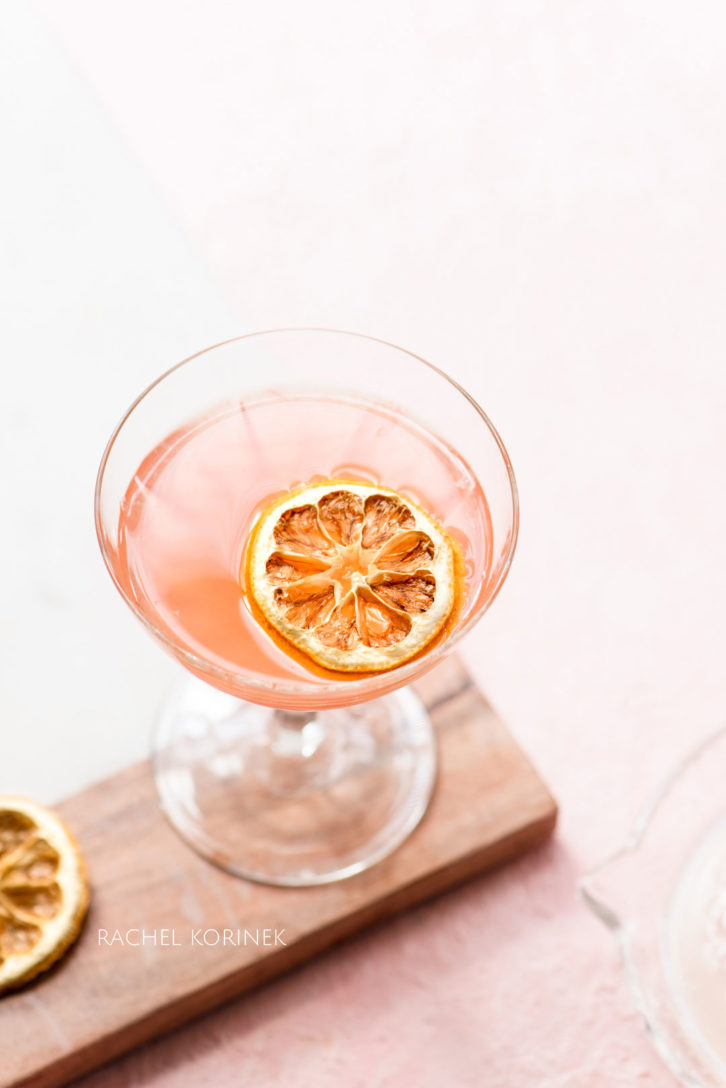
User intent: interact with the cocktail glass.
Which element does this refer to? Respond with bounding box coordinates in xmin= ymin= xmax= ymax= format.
xmin=95 ymin=330 xmax=518 ymax=885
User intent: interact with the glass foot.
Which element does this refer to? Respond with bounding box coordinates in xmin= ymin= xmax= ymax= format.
xmin=152 ymin=677 xmax=436 ymax=886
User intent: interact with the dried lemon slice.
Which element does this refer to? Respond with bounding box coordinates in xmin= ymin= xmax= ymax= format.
xmin=245 ymin=481 xmax=458 ymax=673
xmin=0 ymin=797 xmax=89 ymax=992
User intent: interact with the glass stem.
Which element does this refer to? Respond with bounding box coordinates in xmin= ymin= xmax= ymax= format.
xmin=269 ymin=709 xmax=325 ymax=760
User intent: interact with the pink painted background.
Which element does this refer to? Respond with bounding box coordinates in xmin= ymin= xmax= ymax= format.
xmin=7 ymin=2 xmax=726 ymax=1084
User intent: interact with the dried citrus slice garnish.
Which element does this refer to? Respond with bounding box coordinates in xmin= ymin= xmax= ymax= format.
xmin=245 ymin=481 xmax=458 ymax=673
xmin=0 ymin=797 xmax=89 ymax=992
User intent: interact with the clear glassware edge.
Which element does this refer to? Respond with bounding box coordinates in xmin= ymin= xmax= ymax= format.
xmin=579 ymin=724 xmax=726 ymax=1088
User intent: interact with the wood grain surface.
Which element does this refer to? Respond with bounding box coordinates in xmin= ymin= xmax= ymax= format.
xmin=1 ymin=657 xmax=556 ymax=1088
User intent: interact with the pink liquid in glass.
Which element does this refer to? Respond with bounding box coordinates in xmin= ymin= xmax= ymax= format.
xmin=117 ymin=395 xmax=492 ymax=693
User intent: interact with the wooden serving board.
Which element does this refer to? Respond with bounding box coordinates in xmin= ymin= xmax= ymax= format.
xmin=1 ymin=657 xmax=556 ymax=1088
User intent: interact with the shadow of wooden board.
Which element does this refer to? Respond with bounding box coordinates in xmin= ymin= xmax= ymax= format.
xmin=1 ymin=656 xmax=557 ymax=1088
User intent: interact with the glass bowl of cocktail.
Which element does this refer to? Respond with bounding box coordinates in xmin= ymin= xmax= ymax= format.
xmin=95 ymin=330 xmax=518 ymax=885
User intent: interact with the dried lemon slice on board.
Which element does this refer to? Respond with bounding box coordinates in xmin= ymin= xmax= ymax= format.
xmin=245 ymin=481 xmax=459 ymax=673
xmin=0 ymin=797 xmax=89 ymax=992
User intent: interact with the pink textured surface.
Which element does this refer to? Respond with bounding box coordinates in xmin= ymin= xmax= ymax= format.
xmin=32 ymin=3 xmax=726 ymax=1084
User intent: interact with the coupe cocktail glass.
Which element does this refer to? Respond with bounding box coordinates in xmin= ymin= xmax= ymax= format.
xmin=95 ymin=330 xmax=518 ymax=885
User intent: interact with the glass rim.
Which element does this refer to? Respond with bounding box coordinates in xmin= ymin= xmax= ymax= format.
xmin=94 ymin=327 xmax=520 ymax=698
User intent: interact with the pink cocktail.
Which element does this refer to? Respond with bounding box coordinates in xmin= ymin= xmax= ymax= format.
xmin=96 ymin=330 xmax=518 ymax=884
